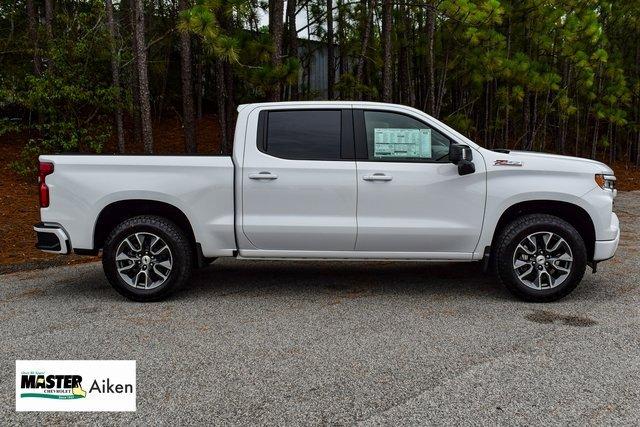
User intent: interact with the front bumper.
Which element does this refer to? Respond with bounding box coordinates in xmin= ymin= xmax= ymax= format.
xmin=33 ymin=222 xmax=71 ymax=254
xmin=593 ymin=212 xmax=620 ymax=261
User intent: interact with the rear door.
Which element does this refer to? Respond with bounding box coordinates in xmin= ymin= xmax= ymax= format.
xmin=354 ymin=108 xmax=486 ymax=256
xmin=241 ymin=107 xmax=357 ymax=251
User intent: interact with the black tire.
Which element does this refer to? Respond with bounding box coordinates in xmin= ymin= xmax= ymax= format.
xmin=495 ymin=214 xmax=587 ymax=302
xmin=102 ymin=215 xmax=193 ymax=302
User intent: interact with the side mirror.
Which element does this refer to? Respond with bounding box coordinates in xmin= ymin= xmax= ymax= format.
xmin=449 ymin=144 xmax=475 ymax=176
xmin=449 ymin=143 xmax=473 ymax=165
xmin=458 ymin=160 xmax=475 ymax=175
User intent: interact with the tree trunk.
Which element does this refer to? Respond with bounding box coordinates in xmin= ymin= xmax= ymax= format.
xmin=129 ymin=0 xmax=142 ymax=146
xmin=326 ymin=0 xmax=335 ymax=100
xmin=522 ymin=18 xmax=531 ymax=150
xmin=337 ymin=0 xmax=347 ymax=77
xmin=591 ymin=65 xmax=604 ymax=159
xmin=215 ymin=59 xmax=228 ymax=154
xmin=44 ymin=0 xmax=53 ymax=38
xmin=522 ymin=92 xmax=530 ymax=150
xmin=406 ymin=10 xmax=416 ymax=107
xmin=156 ymin=45 xmax=171 ymax=120
xmin=574 ymin=103 xmax=580 ymax=157
xmin=286 ymin=0 xmax=299 ymax=100
xmin=636 ymin=124 xmax=640 ymax=166
xmin=530 ymin=92 xmax=539 ymax=149
xmin=26 ymin=0 xmax=41 ymax=76
xmin=224 ymin=61 xmax=236 ymax=152
xmin=434 ymin=48 xmax=447 ymax=118
xmin=540 ymin=89 xmax=550 ymax=151
xmin=425 ymin=1 xmax=435 ymax=114
xmin=484 ymin=82 xmax=490 ymax=147
xmin=591 ymin=117 xmax=599 ymax=159
xmin=179 ymin=0 xmax=196 ymax=153
xmin=503 ymin=15 xmax=511 ymax=147
xmin=106 ymin=0 xmax=125 ymax=153
xmin=397 ymin=0 xmax=408 ymax=105
xmin=381 ymin=0 xmax=392 ymax=102
xmin=195 ymin=42 xmax=203 ymax=119
xmin=132 ymin=0 xmax=153 ymax=153
xmin=636 ymin=40 xmax=640 ymax=165
xmin=356 ymin=0 xmax=375 ymax=99
xmin=269 ymin=0 xmax=285 ymax=101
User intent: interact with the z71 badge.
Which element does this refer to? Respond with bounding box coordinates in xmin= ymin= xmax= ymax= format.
xmin=494 ymin=159 xmax=523 ymax=167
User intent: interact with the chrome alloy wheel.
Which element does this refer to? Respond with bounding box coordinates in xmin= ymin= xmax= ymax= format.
xmin=512 ymin=231 xmax=573 ymax=290
xmin=115 ymin=232 xmax=173 ymax=290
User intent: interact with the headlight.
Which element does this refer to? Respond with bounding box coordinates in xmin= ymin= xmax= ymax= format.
xmin=595 ymin=174 xmax=616 ymax=190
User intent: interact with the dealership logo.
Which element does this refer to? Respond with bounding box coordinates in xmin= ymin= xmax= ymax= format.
xmin=16 ymin=360 xmax=136 ymax=411
xmin=20 ymin=373 xmax=87 ymax=399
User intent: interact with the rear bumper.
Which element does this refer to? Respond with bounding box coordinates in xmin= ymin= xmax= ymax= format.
xmin=593 ymin=213 xmax=620 ymax=261
xmin=33 ymin=222 xmax=70 ymax=254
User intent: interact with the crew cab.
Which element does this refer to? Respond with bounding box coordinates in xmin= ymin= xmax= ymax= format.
xmin=34 ymin=102 xmax=620 ymax=302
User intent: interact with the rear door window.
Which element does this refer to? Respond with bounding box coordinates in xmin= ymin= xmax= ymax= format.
xmin=263 ymin=110 xmax=342 ymax=160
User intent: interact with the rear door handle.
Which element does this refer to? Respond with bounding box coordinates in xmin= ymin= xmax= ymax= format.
xmin=249 ymin=172 xmax=278 ymax=180
xmin=363 ymin=173 xmax=393 ymax=182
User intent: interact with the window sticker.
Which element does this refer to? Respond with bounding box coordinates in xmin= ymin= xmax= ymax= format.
xmin=373 ymin=128 xmax=432 ymax=159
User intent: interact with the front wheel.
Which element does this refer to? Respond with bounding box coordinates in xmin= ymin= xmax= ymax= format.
xmin=495 ymin=214 xmax=587 ymax=302
xmin=102 ymin=215 xmax=193 ymax=302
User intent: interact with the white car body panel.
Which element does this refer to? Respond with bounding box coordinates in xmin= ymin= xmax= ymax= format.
xmin=355 ymin=157 xmax=486 ymax=254
xmin=239 ymin=103 xmax=358 ymax=251
xmin=38 ymin=101 xmax=619 ymax=265
xmin=39 ymin=155 xmax=236 ymax=257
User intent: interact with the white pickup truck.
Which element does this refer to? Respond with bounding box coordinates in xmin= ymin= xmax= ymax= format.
xmin=34 ymin=101 xmax=620 ymax=302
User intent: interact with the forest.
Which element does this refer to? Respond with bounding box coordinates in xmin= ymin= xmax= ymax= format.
xmin=1 ymin=0 xmax=640 ymax=175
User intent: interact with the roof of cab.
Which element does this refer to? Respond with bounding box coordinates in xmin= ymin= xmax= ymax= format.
xmin=237 ymin=101 xmax=407 ymax=112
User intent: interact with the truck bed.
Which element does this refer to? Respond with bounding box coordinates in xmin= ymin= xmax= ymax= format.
xmin=39 ymin=154 xmax=236 ymax=257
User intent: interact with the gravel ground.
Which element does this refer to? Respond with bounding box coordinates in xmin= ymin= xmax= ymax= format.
xmin=2 ymin=192 xmax=639 ymax=425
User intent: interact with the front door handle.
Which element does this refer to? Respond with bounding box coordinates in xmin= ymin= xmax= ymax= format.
xmin=249 ymin=172 xmax=278 ymax=180
xmin=363 ymin=173 xmax=393 ymax=182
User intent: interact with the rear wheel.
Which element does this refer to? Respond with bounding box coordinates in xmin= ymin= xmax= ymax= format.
xmin=102 ymin=215 xmax=193 ymax=302
xmin=495 ymin=214 xmax=587 ymax=302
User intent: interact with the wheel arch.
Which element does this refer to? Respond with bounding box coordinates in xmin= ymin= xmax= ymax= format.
xmin=491 ymin=200 xmax=596 ymax=261
xmin=93 ymin=199 xmax=198 ymax=256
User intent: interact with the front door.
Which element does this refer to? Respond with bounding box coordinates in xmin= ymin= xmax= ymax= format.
xmin=242 ymin=108 xmax=357 ymax=251
xmin=354 ymin=109 xmax=486 ymax=256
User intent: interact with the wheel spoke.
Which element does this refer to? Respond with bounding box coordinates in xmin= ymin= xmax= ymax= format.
xmin=135 ymin=233 xmax=146 ymax=250
xmin=517 ymin=243 xmax=536 ymax=255
xmin=115 ymin=231 xmax=173 ymax=290
xmin=546 ymin=234 xmax=565 ymax=252
xmin=152 ymin=265 xmax=168 ymax=280
xmin=535 ymin=268 xmax=551 ymax=288
xmin=550 ymin=253 xmax=573 ymax=262
xmin=156 ymin=260 xmax=172 ymax=269
xmin=122 ymin=236 xmax=142 ymax=253
xmin=151 ymin=243 xmax=169 ymax=256
xmin=118 ymin=263 xmax=136 ymax=273
xmin=134 ymin=270 xmax=149 ymax=288
xmin=116 ymin=252 xmax=136 ymax=262
xmin=514 ymin=259 xmax=528 ymax=268
xmin=512 ymin=231 xmax=573 ymax=291
xmin=517 ymin=264 xmax=534 ymax=280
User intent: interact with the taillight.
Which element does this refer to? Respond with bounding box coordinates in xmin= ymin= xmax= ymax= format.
xmin=38 ymin=161 xmax=54 ymax=207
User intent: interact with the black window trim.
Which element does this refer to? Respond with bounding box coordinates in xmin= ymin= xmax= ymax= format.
xmin=256 ymin=108 xmax=355 ymax=161
xmin=353 ymin=108 xmax=453 ymax=163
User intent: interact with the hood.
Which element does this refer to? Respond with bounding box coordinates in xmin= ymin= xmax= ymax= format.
xmin=499 ymin=150 xmax=614 ymax=174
